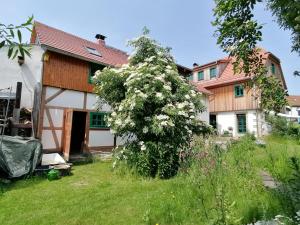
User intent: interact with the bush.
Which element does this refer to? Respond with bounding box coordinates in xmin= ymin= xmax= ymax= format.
xmin=94 ymin=28 xmax=211 ymax=179
xmin=266 ymin=115 xmax=300 ymax=142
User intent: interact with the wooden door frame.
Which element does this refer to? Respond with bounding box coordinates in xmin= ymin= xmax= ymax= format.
xmin=62 ymin=109 xmax=89 ymax=160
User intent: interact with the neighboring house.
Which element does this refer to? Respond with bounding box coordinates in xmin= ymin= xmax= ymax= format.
xmin=178 ymin=64 xmax=211 ymax=123
xmin=191 ymin=50 xmax=287 ymax=137
xmin=286 ymin=96 xmax=300 ymax=123
xmin=0 ymin=21 xmax=201 ymax=160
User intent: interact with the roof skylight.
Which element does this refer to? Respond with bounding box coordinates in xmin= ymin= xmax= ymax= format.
xmin=85 ymin=46 xmax=101 ymax=57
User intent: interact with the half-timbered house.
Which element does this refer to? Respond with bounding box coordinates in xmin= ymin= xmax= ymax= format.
xmin=191 ymin=50 xmax=287 ymax=137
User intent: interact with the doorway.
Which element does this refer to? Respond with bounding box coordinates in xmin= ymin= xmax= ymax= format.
xmin=70 ymin=111 xmax=87 ymax=155
xmin=209 ymin=114 xmax=217 ymax=129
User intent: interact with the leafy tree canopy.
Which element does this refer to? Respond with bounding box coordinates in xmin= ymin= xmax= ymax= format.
xmin=0 ymin=16 xmax=33 ymax=59
xmin=213 ymin=0 xmax=300 ymax=112
xmin=93 ymin=28 xmax=211 ymax=178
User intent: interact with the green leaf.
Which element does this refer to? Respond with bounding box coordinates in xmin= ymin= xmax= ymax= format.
xmin=17 ymin=29 xmax=22 ymax=43
xmin=23 ymin=48 xmax=31 ymax=57
xmin=19 ymin=45 xmax=25 ymax=58
xmin=12 ymin=49 xmax=19 ymax=59
xmin=0 ymin=41 xmax=5 ymax=48
xmin=9 ymin=29 xmax=14 ymax=38
xmin=7 ymin=47 xmax=13 ymax=58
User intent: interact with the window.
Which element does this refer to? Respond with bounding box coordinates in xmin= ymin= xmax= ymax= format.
xmin=198 ymin=71 xmax=204 ymax=81
xmin=86 ymin=46 xmax=101 ymax=57
xmin=210 ymin=67 xmax=217 ymax=78
xmin=271 ymin=63 xmax=275 ymax=74
xmin=88 ymin=63 xmax=104 ymax=84
xmin=237 ymin=114 xmax=246 ymax=133
xmin=234 ymin=85 xmax=244 ymax=97
xmin=90 ymin=112 xmax=109 ymax=128
xmin=188 ymin=74 xmax=194 ymax=81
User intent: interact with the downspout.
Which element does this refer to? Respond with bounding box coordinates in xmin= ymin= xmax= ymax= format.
xmin=35 ymin=49 xmax=47 ymax=139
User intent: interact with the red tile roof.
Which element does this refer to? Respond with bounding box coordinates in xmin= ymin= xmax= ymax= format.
xmin=195 ymin=84 xmax=212 ymax=95
xmin=195 ymin=57 xmax=250 ymax=88
xmin=32 ymin=21 xmax=128 ymax=67
xmin=287 ymin=96 xmax=300 ymax=106
xmin=194 ymin=49 xmax=287 ymax=89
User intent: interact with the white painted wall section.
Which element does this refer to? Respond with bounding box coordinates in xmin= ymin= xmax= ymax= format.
xmin=46 ymin=87 xmax=84 ymax=109
xmin=0 ymin=45 xmax=44 ymax=108
xmin=89 ymin=130 xmax=114 ymax=147
xmin=198 ymin=95 xmax=209 ymax=123
xmin=41 ymin=130 xmax=56 ymax=149
xmin=216 ymin=112 xmax=237 ymax=136
xmin=49 ymin=108 xmax=64 ymax=127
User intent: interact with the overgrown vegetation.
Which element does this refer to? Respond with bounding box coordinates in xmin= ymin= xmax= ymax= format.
xmin=266 ymin=115 xmax=300 ymax=143
xmin=94 ymin=29 xmax=210 ymax=179
xmin=213 ymin=0 xmax=291 ymax=112
xmin=1 ymin=135 xmax=300 ymax=224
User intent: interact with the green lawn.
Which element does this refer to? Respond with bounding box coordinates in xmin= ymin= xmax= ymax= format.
xmin=0 ymin=135 xmax=299 ymax=225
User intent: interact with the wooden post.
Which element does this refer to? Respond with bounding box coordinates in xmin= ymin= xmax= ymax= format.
xmin=12 ymin=82 xmax=22 ymax=136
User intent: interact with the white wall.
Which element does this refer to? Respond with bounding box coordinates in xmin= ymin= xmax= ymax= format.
xmin=290 ymin=107 xmax=300 ymax=118
xmin=216 ymin=110 xmax=263 ymax=137
xmin=216 ymin=112 xmax=237 ymax=136
xmin=198 ymin=95 xmax=209 ymax=123
xmin=88 ymin=130 xmax=114 ymax=147
xmin=0 ymin=45 xmax=44 ymax=108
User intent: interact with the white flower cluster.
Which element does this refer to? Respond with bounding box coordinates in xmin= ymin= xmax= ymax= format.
xmin=139 ymin=141 xmax=146 ymax=151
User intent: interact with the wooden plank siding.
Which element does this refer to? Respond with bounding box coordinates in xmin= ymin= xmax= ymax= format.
xmin=208 ymin=83 xmax=260 ymax=113
xmin=43 ymin=51 xmax=94 ymax=92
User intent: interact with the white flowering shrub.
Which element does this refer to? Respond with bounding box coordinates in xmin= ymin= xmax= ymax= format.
xmin=94 ymin=28 xmax=211 ymax=178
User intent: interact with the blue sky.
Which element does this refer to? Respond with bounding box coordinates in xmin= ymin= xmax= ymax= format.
xmin=1 ymin=0 xmax=299 ymax=94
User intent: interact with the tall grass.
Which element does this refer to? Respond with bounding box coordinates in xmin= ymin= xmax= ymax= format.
xmin=141 ymin=135 xmax=300 ymax=224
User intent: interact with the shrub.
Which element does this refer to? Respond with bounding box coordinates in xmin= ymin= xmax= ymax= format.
xmin=266 ymin=115 xmax=300 ymax=142
xmin=94 ymin=28 xmax=211 ymax=178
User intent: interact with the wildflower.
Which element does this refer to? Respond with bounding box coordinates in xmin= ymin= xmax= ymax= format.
xmin=142 ymin=127 xmax=149 ymax=133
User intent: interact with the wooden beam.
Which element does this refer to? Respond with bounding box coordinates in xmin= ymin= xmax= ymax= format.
xmin=83 ymin=92 xmax=87 ymax=110
xmin=45 ymin=88 xmax=65 ymax=104
xmin=37 ymin=87 xmax=46 ymax=139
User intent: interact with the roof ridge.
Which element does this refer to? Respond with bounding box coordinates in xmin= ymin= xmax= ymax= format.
xmin=34 ymin=21 xmax=128 ymax=55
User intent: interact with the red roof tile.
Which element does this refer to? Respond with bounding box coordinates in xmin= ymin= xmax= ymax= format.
xmin=32 ymin=21 xmax=128 ymax=67
xmin=194 ymin=49 xmax=284 ymax=89
xmin=287 ymin=96 xmax=300 ymax=106
xmin=197 ymin=57 xmax=250 ymax=88
xmin=192 ymin=82 xmax=212 ymax=95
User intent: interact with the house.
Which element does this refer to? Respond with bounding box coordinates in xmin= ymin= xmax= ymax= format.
xmin=0 ymin=21 xmax=206 ymax=160
xmin=191 ymin=50 xmax=287 ymax=137
xmin=286 ymin=96 xmax=300 ymax=123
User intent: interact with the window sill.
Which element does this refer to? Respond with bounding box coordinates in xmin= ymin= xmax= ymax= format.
xmin=89 ymin=127 xmax=110 ymax=131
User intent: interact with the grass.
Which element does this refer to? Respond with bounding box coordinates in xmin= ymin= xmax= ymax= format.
xmin=0 ymin=135 xmax=299 ymax=225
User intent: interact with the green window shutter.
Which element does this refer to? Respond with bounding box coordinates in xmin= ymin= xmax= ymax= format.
xmin=198 ymin=71 xmax=204 ymax=81
xmin=237 ymin=114 xmax=246 ymax=133
xmin=271 ymin=63 xmax=275 ymax=74
xmin=234 ymin=85 xmax=244 ymax=97
xmin=210 ymin=67 xmax=217 ymax=78
xmin=90 ymin=112 xmax=109 ymax=128
xmin=188 ymin=74 xmax=194 ymax=81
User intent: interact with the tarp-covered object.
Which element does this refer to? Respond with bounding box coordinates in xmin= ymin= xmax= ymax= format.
xmin=0 ymin=135 xmax=42 ymax=178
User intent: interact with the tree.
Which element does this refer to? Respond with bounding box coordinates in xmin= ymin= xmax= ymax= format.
xmin=212 ymin=0 xmax=300 ymax=112
xmin=0 ymin=16 xmax=33 ymax=59
xmin=93 ymin=29 xmax=210 ymax=179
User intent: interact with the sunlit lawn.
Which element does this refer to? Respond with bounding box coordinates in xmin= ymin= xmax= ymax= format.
xmin=0 ymin=135 xmax=299 ymax=225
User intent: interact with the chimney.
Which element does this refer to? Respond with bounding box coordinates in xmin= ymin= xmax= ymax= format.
xmin=193 ymin=63 xmax=198 ymax=68
xmin=95 ymin=34 xmax=106 ymax=45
